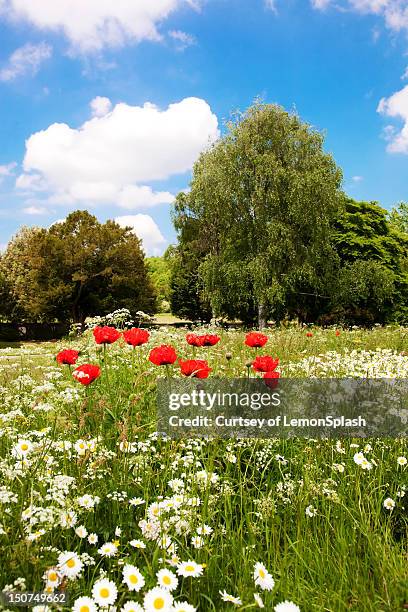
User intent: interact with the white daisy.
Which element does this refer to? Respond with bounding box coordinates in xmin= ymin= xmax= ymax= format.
xmin=397 ymin=456 xmax=407 ymax=466
xmin=156 ymin=568 xmax=178 ymax=591
xmin=122 ymin=564 xmax=145 ymax=592
xmin=305 ymin=505 xmax=317 ymax=518
xmin=72 ymin=596 xmax=98 ymax=612
xmin=254 ymin=562 xmax=275 ymax=591
xmin=254 ymin=593 xmax=265 ymax=608
xmin=274 ymin=601 xmax=301 ymax=612
xmin=129 ymin=539 xmax=146 ymax=549
xmin=172 ymin=602 xmax=197 ymax=612
xmin=92 ymin=578 xmax=118 ymax=607
xmin=88 ymin=533 xmax=98 ymax=545
xmin=383 ymin=497 xmax=395 ymax=510
xmin=43 ymin=568 xmax=60 ymax=589
xmin=143 ymin=586 xmax=173 ymax=611
xmin=98 ymin=542 xmax=118 ymax=557
xmin=57 ymin=551 xmax=83 ymax=579
xmin=75 ymin=525 xmax=88 ymax=538
xmin=219 ymin=590 xmax=242 ymax=605
xmin=177 ymin=561 xmax=204 ymax=578
xmin=191 ymin=536 xmax=204 ymax=549
xmin=12 ymin=439 xmax=33 ymax=459
xmin=120 ymin=601 xmax=144 ymax=612
xmin=353 ymin=452 xmax=365 ymax=465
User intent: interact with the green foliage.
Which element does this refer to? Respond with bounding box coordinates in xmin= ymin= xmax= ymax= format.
xmin=1 ymin=211 xmax=157 ymax=322
xmin=146 ymin=251 xmax=173 ymax=312
xmin=388 ymin=201 xmax=408 ymax=234
xmin=173 ymin=101 xmax=343 ymax=327
xmin=331 ymin=198 xmax=408 ymax=325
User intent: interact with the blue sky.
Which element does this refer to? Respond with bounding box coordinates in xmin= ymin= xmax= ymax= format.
xmin=0 ymin=0 xmax=408 ymax=255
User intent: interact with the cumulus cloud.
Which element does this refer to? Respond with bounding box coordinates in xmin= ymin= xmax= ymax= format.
xmin=0 ymin=42 xmax=52 ymax=81
xmin=90 ymin=96 xmax=112 ymax=117
xmin=17 ymin=96 xmax=219 ymax=210
xmin=0 ymin=0 xmax=199 ymax=53
xmin=377 ymin=85 xmax=408 ymax=153
xmin=311 ymin=0 xmax=408 ymax=36
xmin=115 ymin=214 xmax=166 ymax=255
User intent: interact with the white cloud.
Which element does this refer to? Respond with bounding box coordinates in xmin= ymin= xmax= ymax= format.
xmin=352 ymin=175 xmax=364 ymax=182
xmin=118 ymin=185 xmax=175 ymax=209
xmin=377 ymin=85 xmax=408 ymax=153
xmin=0 ymin=42 xmax=52 ymax=81
xmin=23 ymin=205 xmax=47 ymax=215
xmin=17 ymin=96 xmax=219 ymax=209
xmin=311 ymin=0 xmax=408 ymax=36
xmin=115 ymin=214 xmax=166 ymax=255
xmin=0 ymin=162 xmax=17 ymax=179
xmin=264 ymin=0 xmax=278 ymax=12
xmin=0 ymin=1 xmax=199 ymax=53
xmin=90 ymin=96 xmax=112 ymax=117
xmin=168 ymin=29 xmax=196 ymax=50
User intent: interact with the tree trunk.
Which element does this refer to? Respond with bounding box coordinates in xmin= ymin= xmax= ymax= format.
xmin=258 ymin=302 xmax=267 ymax=330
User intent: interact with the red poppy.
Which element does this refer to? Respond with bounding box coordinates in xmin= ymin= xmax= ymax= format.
xmin=123 ymin=328 xmax=150 ymax=346
xmin=252 ymin=355 xmax=280 ymax=373
xmin=335 ymin=330 xmax=341 ymax=337
xmin=263 ymin=370 xmax=280 ymax=389
xmin=245 ymin=332 xmax=268 ymax=348
xmin=93 ymin=326 xmax=121 ymax=345
xmin=72 ymin=364 xmax=101 ymax=386
xmin=149 ymin=345 xmax=178 ymax=366
xmin=200 ymin=334 xmax=220 ymax=346
xmin=179 ymin=358 xmax=211 ymax=378
xmin=306 ymin=331 xmax=313 ymax=337
xmin=186 ymin=333 xmax=203 ymax=347
xmin=56 ymin=349 xmax=79 ymax=365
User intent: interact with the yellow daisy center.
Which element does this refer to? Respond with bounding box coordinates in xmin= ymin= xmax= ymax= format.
xmin=80 ymin=607 xmax=90 ymax=612
xmin=163 ymin=575 xmax=171 ymax=585
xmin=48 ymin=571 xmax=57 ymax=581
xmin=129 ymin=574 xmax=138 ymax=584
xmin=153 ymin=598 xmax=165 ymax=610
xmin=21 ymin=443 xmax=29 ymax=451
xmin=100 ymin=588 xmax=110 ymax=598
xmin=66 ymin=559 xmax=76 ymax=568
xmin=259 ymin=569 xmax=265 ymax=578
xmin=185 ymin=565 xmax=194 ymax=572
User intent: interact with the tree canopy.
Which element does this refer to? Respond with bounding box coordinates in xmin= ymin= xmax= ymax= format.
xmin=1 ymin=211 xmax=156 ymax=323
xmin=173 ymin=101 xmax=343 ymax=326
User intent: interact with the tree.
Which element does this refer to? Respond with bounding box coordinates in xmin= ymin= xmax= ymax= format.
xmin=330 ymin=197 xmax=408 ymax=324
xmin=146 ymin=251 xmax=173 ymax=312
xmin=173 ymin=102 xmax=343 ymax=327
xmin=2 ymin=211 xmax=157 ymax=322
xmin=388 ymin=202 xmax=408 ymax=234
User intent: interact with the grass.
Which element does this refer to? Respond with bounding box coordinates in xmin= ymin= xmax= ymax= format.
xmin=0 ymin=325 xmax=406 ymax=611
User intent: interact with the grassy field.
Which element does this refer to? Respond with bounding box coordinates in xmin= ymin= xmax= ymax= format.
xmin=0 ymin=325 xmax=406 ymax=612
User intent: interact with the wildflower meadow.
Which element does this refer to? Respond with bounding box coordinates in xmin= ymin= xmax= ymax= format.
xmin=0 ymin=321 xmax=406 ymax=612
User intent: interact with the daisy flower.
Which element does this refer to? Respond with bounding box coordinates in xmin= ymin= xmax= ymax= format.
xmin=122 ymin=564 xmax=145 ymax=592
xmin=254 ymin=562 xmax=275 ymax=591
xmin=191 ymin=536 xmax=204 ymax=549
xmin=383 ymin=497 xmax=395 ymax=510
xmin=72 ymin=596 xmax=98 ymax=612
xmin=57 ymin=551 xmax=83 ymax=579
xmin=156 ymin=568 xmax=178 ymax=591
xmin=397 ymin=456 xmax=407 ymax=466
xmin=121 ymin=602 xmax=144 ymax=612
xmin=91 ymin=578 xmax=118 ymax=607
xmin=177 ymin=561 xmax=204 ymax=578
xmin=305 ymin=505 xmax=317 ymax=518
xmin=353 ymin=452 xmax=365 ymax=465
xmin=12 ymin=439 xmax=33 ymax=459
xmin=172 ymin=603 xmax=197 ymax=612
xmin=143 ymin=587 xmax=173 ymax=612
xmin=219 ymin=590 xmax=242 ymax=605
xmin=254 ymin=593 xmax=265 ymax=608
xmin=129 ymin=539 xmax=146 ymax=549
xmin=274 ymin=602 xmax=301 ymax=612
xmin=43 ymin=568 xmax=60 ymax=589
xmin=98 ymin=542 xmax=118 ymax=557
xmin=88 ymin=533 xmax=98 ymax=545
xmin=75 ymin=525 xmax=88 ymax=538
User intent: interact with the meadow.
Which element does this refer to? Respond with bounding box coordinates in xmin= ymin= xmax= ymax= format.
xmin=0 ymin=323 xmax=407 ymax=612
